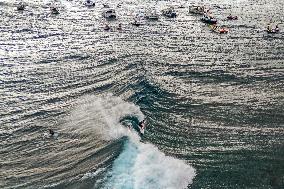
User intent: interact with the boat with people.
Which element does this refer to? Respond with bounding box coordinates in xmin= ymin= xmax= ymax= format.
xmin=131 ymin=14 xmax=146 ymax=26
xmin=85 ymin=0 xmax=95 ymax=7
xmin=117 ymin=23 xmax=122 ymax=30
xmin=266 ymin=24 xmax=280 ymax=33
xmin=227 ymin=14 xmax=238 ymax=20
xmin=50 ymin=7 xmax=59 ymax=14
xmin=131 ymin=18 xmax=145 ymax=26
xmin=103 ymin=4 xmax=110 ymax=8
xmin=104 ymin=24 xmax=111 ymax=31
xmin=131 ymin=20 xmax=142 ymax=26
xmin=188 ymin=5 xmax=206 ymax=15
xmin=131 ymin=10 xmax=146 ymax=25
xmin=201 ymin=14 xmax=217 ymax=24
xmin=162 ymin=7 xmax=177 ymax=18
xmin=210 ymin=25 xmax=228 ymax=34
xmin=145 ymin=9 xmax=159 ymax=20
xmin=103 ymin=9 xmax=117 ymax=19
xmin=17 ymin=3 xmax=25 ymax=11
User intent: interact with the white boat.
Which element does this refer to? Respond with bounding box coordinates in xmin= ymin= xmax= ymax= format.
xmin=131 ymin=18 xmax=146 ymax=26
xmin=162 ymin=7 xmax=177 ymax=18
xmin=131 ymin=11 xmax=146 ymax=26
xmin=103 ymin=4 xmax=110 ymax=8
xmin=103 ymin=9 xmax=117 ymax=19
xmin=201 ymin=15 xmax=217 ymax=24
xmin=266 ymin=25 xmax=280 ymax=34
xmin=132 ymin=14 xmax=146 ymax=26
xmin=85 ymin=0 xmax=95 ymax=7
xmin=188 ymin=5 xmax=205 ymax=15
xmin=146 ymin=10 xmax=159 ymax=20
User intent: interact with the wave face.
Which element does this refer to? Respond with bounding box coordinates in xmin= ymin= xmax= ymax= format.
xmin=1 ymin=0 xmax=284 ymax=189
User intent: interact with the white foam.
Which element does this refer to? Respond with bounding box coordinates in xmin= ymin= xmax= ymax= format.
xmin=104 ymin=140 xmax=196 ymax=189
xmin=65 ymin=94 xmax=195 ymax=188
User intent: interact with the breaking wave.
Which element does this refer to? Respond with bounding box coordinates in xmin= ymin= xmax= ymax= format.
xmin=66 ymin=94 xmax=195 ymax=189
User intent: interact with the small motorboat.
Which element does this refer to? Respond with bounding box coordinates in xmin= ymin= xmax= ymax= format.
xmin=17 ymin=4 xmax=25 ymax=11
xmin=50 ymin=7 xmax=59 ymax=14
xmin=227 ymin=15 xmax=238 ymax=20
xmin=201 ymin=15 xmax=217 ymax=24
xmin=162 ymin=7 xmax=177 ymax=18
xmin=219 ymin=28 xmax=229 ymax=34
xmin=103 ymin=4 xmax=110 ymax=8
xmin=266 ymin=24 xmax=280 ymax=34
xmin=103 ymin=9 xmax=116 ymax=19
xmin=145 ymin=10 xmax=159 ymax=20
xmin=117 ymin=23 xmax=122 ymax=30
xmin=132 ymin=20 xmax=142 ymax=26
xmin=104 ymin=24 xmax=111 ymax=31
xmin=210 ymin=25 xmax=228 ymax=34
xmin=85 ymin=0 xmax=95 ymax=7
xmin=131 ymin=17 xmax=145 ymax=26
xmin=188 ymin=5 xmax=205 ymax=15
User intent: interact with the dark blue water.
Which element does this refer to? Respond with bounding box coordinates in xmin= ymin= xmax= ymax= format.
xmin=1 ymin=0 xmax=284 ymax=189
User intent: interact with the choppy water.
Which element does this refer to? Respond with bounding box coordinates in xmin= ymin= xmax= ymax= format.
xmin=1 ymin=0 xmax=284 ymax=189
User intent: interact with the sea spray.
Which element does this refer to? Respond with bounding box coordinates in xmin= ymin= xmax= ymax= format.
xmin=64 ymin=94 xmax=144 ymax=140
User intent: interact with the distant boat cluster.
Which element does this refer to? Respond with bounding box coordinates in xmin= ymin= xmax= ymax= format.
xmin=15 ymin=1 xmax=281 ymax=34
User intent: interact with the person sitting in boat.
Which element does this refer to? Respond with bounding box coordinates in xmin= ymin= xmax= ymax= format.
xmin=219 ymin=28 xmax=227 ymax=33
xmin=117 ymin=23 xmax=122 ymax=30
xmin=138 ymin=120 xmax=146 ymax=130
xmin=49 ymin=129 xmax=55 ymax=136
xmin=132 ymin=19 xmax=141 ymax=26
xmin=104 ymin=24 xmax=110 ymax=31
xmin=51 ymin=7 xmax=59 ymax=14
xmin=103 ymin=4 xmax=109 ymax=8
xmin=267 ymin=24 xmax=272 ymax=32
xmin=227 ymin=14 xmax=233 ymax=19
xmin=17 ymin=3 xmax=25 ymax=11
xmin=275 ymin=25 xmax=279 ymax=32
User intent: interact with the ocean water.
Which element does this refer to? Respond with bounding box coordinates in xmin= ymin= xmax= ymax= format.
xmin=0 ymin=0 xmax=283 ymax=189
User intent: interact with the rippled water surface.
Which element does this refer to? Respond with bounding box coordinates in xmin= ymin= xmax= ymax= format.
xmin=1 ymin=0 xmax=284 ymax=189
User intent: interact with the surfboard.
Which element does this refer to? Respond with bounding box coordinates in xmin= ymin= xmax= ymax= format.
xmin=139 ymin=127 xmax=145 ymax=135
